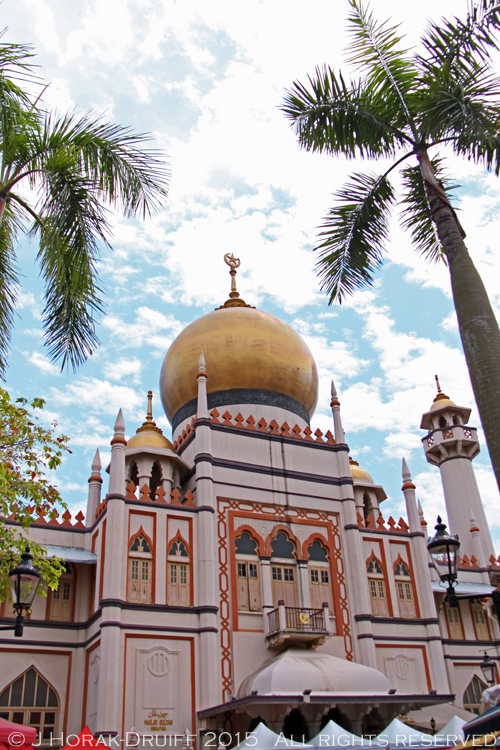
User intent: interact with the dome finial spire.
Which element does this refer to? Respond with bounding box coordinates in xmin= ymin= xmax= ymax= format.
xmin=217 ymin=254 xmax=254 ymax=309
xmin=435 ymin=374 xmax=442 ymax=394
xmin=136 ymin=391 xmax=163 ymax=436
xmin=224 ymin=253 xmax=241 ymax=299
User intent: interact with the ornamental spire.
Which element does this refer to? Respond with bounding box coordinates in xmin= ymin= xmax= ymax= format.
xmin=136 ymin=391 xmax=163 ymax=435
xmin=216 ymin=254 xmax=254 ymax=310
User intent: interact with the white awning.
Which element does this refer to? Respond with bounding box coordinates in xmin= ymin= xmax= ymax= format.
xmin=431 ymin=581 xmax=494 ymax=596
xmin=43 ymin=545 xmax=97 ymax=564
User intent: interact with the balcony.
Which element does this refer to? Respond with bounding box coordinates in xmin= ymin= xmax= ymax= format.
xmin=266 ymin=600 xmax=331 ymax=648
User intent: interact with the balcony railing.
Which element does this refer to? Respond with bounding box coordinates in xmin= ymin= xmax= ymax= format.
xmin=266 ymin=601 xmax=331 ymax=647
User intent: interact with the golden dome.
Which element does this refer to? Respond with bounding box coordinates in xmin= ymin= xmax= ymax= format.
xmin=127 ymin=391 xmax=174 ymax=451
xmin=430 ymin=375 xmax=455 ymax=411
xmin=160 ymin=305 xmax=319 ymax=425
xmin=349 ymin=457 xmax=373 ymax=483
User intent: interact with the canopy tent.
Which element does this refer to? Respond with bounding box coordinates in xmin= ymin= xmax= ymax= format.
xmin=309 ymin=720 xmax=368 ymax=747
xmin=231 ymin=722 xmax=312 ymax=750
xmin=0 ymin=717 xmax=36 ymax=750
xmin=437 ymin=716 xmax=466 ymax=744
xmin=61 ymin=726 xmax=109 ymax=750
xmin=374 ymin=718 xmax=448 ymax=748
xmin=405 ymin=704 xmax=476 ymax=733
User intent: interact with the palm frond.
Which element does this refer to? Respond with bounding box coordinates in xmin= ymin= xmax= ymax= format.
xmin=282 ymin=67 xmax=411 ymax=157
xmin=419 ymin=1 xmax=500 ymax=77
xmin=400 ymin=159 xmax=457 ymax=261
xmin=32 ymin=159 xmax=107 ymax=370
xmin=315 ymin=172 xmax=396 ymax=304
xmin=0 ymin=203 xmax=20 ymax=377
xmin=43 ymin=113 xmax=170 ymax=219
xmin=346 ymin=0 xmax=419 ymax=138
xmin=415 ymin=65 xmax=500 ymax=142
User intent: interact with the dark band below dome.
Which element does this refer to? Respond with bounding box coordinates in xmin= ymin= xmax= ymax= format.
xmin=172 ymin=388 xmax=311 ymax=431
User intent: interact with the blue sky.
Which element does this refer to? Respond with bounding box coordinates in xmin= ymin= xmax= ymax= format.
xmin=3 ymin=0 xmax=500 ymax=548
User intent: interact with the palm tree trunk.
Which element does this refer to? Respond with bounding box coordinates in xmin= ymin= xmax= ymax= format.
xmin=417 ymin=149 xmax=500 ymax=493
xmin=0 ymin=194 xmax=6 ymax=224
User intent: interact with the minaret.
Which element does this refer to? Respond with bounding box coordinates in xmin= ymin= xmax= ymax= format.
xmin=86 ymin=449 xmax=102 ymax=523
xmin=420 ymin=377 xmax=495 ymax=561
xmin=330 ymin=380 xmax=345 ymax=445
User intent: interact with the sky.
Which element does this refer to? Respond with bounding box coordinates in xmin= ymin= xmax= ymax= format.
xmin=3 ymin=0 xmax=500 ymax=550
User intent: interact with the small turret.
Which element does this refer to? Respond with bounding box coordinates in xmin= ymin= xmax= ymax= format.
xmin=330 ymin=380 xmax=345 ymax=445
xmin=86 ymin=449 xmax=102 ymax=524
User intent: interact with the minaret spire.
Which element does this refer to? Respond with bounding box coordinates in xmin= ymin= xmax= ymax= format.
xmin=197 ymin=349 xmax=208 ymax=419
xmin=86 ymin=448 xmax=102 ymax=524
xmin=330 ymin=380 xmax=345 ymax=444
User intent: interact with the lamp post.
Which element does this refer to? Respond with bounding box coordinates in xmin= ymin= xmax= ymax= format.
xmin=480 ymin=651 xmax=497 ymax=687
xmin=427 ymin=517 xmax=460 ymax=607
xmin=0 ymin=546 xmax=41 ymax=637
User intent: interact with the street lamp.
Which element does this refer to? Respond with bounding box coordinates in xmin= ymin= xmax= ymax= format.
xmin=427 ymin=517 xmax=460 ymax=607
xmin=0 ymin=546 xmax=41 ymax=637
xmin=480 ymin=651 xmax=497 ymax=687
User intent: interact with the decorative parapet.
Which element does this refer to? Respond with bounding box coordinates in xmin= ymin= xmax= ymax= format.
xmin=7 ymin=505 xmax=86 ymax=528
xmin=487 ymin=555 xmax=500 ymax=568
xmin=178 ymin=407 xmax=336 ymax=447
xmin=125 ymin=482 xmax=196 ymax=507
xmin=357 ymin=512 xmax=410 ymax=533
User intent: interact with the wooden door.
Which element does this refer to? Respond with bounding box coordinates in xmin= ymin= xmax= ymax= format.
xmin=369 ymin=578 xmax=389 ymax=616
xmin=271 ymin=565 xmax=297 ymax=607
xmin=51 ymin=578 xmax=73 ymax=621
xmin=309 ymin=567 xmax=333 ymax=609
xmin=445 ymin=604 xmax=463 ymax=639
xmin=248 ymin=562 xmax=261 ymax=611
xmin=472 ymin=605 xmax=489 ymax=640
xmin=397 ymin=581 xmax=416 ymax=618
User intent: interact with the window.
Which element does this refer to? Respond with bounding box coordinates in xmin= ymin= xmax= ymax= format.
xmin=128 ymin=533 xmax=153 ymax=603
xmin=0 ymin=668 xmax=58 ymax=742
xmin=463 ymin=676 xmax=487 ymax=715
xmin=236 ymin=561 xmax=261 ymax=611
xmin=445 ymin=603 xmax=464 ymax=640
xmin=394 ymin=559 xmax=416 ymax=618
xmin=49 ymin=564 xmax=74 ymax=622
xmin=167 ymin=538 xmax=190 ymax=606
xmin=308 ymin=540 xmax=333 ymax=610
xmin=270 ymin=533 xmax=298 ymax=607
xmin=150 ymin=461 xmax=162 ymax=501
xmin=367 ymin=556 xmax=389 ymax=617
xmin=471 ymin=604 xmax=490 ymax=640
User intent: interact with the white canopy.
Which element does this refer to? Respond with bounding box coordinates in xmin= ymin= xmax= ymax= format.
xmin=436 ymin=716 xmax=465 ymax=744
xmin=309 ymin=720 xmax=368 ymax=747
xmin=231 ymin=723 xmax=312 ymax=750
xmin=375 ymin=718 xmax=433 ymax=746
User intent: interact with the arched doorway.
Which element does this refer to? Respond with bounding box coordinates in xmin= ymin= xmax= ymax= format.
xmin=320 ymin=707 xmax=352 ymax=732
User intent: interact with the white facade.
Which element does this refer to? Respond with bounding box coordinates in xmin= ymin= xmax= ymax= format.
xmin=0 ymin=284 xmax=498 ymax=746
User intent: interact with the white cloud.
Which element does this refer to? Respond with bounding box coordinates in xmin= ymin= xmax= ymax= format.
xmin=102 ymin=357 xmax=143 ymax=384
xmin=28 ymin=352 xmax=60 ymax=377
xmin=50 ymin=378 xmax=143 ymax=419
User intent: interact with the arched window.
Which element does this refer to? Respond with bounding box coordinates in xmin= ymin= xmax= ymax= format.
xmin=270 ymin=532 xmax=297 ymax=607
xmin=439 ymin=415 xmax=447 ymax=428
xmin=463 ymin=676 xmax=487 ymax=715
xmin=307 ymin=540 xmax=333 ymax=610
xmin=0 ymin=668 xmax=59 ymax=740
xmin=235 ymin=532 xmax=261 ymax=612
xmin=49 ymin=563 xmax=75 ymax=622
xmin=394 ymin=559 xmax=416 ymax=618
xmin=367 ymin=556 xmax=389 ymax=617
xmin=129 ymin=462 xmax=139 ymax=488
xmin=167 ymin=538 xmax=190 ymax=606
xmin=150 ymin=461 xmax=162 ymax=501
xmin=282 ymin=707 xmax=309 ymax=742
xmin=128 ymin=533 xmax=153 ymax=603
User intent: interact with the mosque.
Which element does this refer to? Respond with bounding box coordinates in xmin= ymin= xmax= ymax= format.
xmin=0 ymin=255 xmax=498 ymax=747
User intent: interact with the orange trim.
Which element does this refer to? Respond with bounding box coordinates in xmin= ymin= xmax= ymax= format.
xmin=233 ymin=525 xmax=265 ymax=556
xmin=121 ymin=634 xmax=196 ymax=747
xmin=111 ymin=436 xmax=127 ymax=446
xmin=99 ymin=518 xmax=107 ymax=603
xmin=264 ymin=524 xmax=302 ymax=556
xmin=82 ymin=639 xmax=100 ymax=728
xmin=167 ymin=514 xmax=194 ymax=606
xmin=300 ymin=531 xmax=329 ymax=559
xmin=375 ymin=643 xmax=432 ymax=690
xmin=389 ymin=540 xmax=421 ymax=618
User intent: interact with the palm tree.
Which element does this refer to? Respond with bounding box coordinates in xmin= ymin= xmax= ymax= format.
xmin=281 ymin=0 xmax=500 ymax=491
xmin=0 ymin=36 xmax=169 ymax=373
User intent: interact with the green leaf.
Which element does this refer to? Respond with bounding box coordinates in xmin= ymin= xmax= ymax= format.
xmin=400 ymin=158 xmax=457 ymax=261
xmin=315 ymin=172 xmax=396 ymax=304
xmin=282 ymin=66 xmax=410 ymax=158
